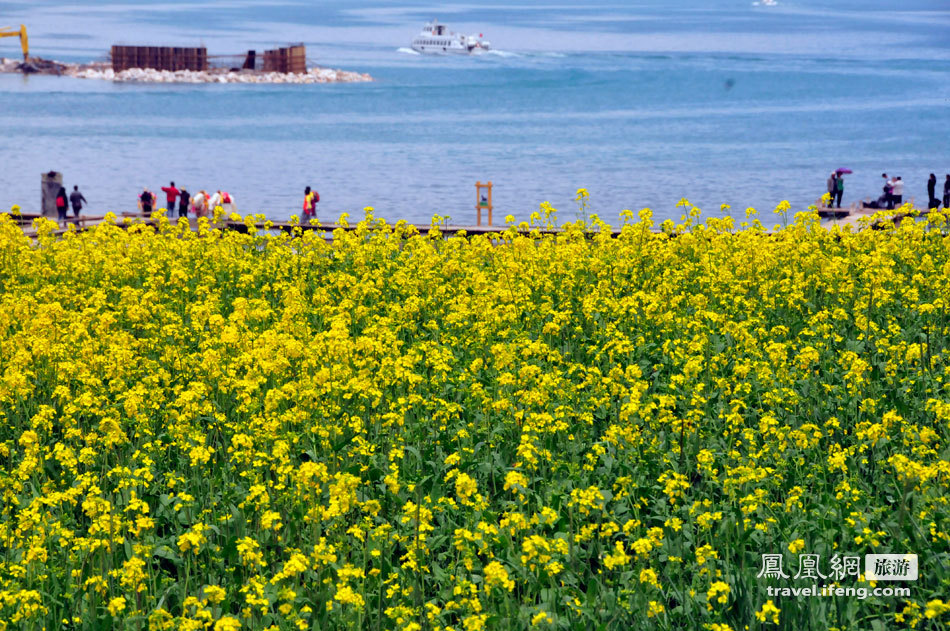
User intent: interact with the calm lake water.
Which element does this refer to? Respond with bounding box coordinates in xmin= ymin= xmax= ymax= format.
xmin=1 ymin=0 xmax=948 ymax=224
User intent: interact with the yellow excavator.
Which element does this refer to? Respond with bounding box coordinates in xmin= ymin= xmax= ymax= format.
xmin=0 ymin=24 xmax=28 ymax=61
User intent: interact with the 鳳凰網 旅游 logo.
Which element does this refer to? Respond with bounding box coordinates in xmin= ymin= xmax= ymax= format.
xmin=755 ymin=550 xmax=915 ymax=600
xmin=865 ymin=554 xmax=918 ymax=581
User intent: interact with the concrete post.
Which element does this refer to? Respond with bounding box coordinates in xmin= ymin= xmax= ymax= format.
xmin=41 ymin=171 xmax=62 ymax=216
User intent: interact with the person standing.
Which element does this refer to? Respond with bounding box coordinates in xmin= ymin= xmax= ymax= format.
xmin=178 ymin=187 xmax=190 ymax=218
xmin=207 ymin=191 xmax=223 ymax=215
xmin=885 ymin=175 xmax=897 ymax=209
xmin=55 ymin=186 xmax=69 ymax=221
xmin=834 ymin=172 xmax=844 ymax=209
xmin=69 ymin=185 xmax=87 ymax=217
xmin=302 ymin=186 xmax=314 ymax=218
xmin=191 ymin=190 xmax=208 ymax=217
xmin=928 ymin=173 xmax=939 ymax=209
xmin=303 ymin=186 xmax=319 ymax=220
xmin=219 ymin=190 xmax=236 ymax=214
xmin=944 ymin=174 xmax=950 ymax=210
xmin=139 ymin=188 xmax=154 ymax=213
xmin=890 ymin=176 xmax=903 ymax=208
xmin=161 ymin=181 xmax=180 ymax=212
xmin=826 ymin=172 xmax=837 ymax=207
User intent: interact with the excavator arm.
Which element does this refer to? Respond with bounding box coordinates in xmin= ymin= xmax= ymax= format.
xmin=0 ymin=24 xmax=28 ymax=61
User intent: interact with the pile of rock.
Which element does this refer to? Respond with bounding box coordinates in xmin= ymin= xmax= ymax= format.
xmin=71 ymin=66 xmax=372 ymax=84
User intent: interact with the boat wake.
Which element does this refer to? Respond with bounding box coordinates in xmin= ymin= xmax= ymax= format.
xmin=480 ymin=49 xmax=520 ymax=58
xmin=397 ymin=46 xmax=522 ymax=60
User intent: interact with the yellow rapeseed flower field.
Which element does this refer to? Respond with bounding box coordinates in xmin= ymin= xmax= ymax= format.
xmin=0 ymin=204 xmax=948 ymax=630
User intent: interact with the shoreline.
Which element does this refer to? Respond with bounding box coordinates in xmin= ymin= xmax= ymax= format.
xmin=7 ymin=205 xmax=942 ymax=240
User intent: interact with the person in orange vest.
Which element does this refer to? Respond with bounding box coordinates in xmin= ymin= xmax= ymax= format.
xmin=191 ymin=190 xmax=208 ymax=217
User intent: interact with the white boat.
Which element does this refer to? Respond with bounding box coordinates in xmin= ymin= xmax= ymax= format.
xmin=410 ymin=20 xmax=491 ymax=54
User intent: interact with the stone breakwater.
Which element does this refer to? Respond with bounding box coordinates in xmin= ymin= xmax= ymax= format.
xmin=76 ymin=66 xmax=373 ymax=84
xmin=0 ymin=58 xmax=372 ymax=83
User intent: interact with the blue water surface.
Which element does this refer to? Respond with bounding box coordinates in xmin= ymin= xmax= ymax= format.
xmin=1 ymin=0 xmax=948 ymax=223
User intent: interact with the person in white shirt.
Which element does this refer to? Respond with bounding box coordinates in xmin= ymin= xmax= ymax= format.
xmin=890 ymin=176 xmax=904 ymax=207
xmin=207 ymin=191 xmax=222 ymax=212
xmin=881 ymin=173 xmax=892 ymax=209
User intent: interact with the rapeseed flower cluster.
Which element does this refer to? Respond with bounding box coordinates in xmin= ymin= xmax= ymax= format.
xmin=0 ymin=204 xmax=948 ymax=630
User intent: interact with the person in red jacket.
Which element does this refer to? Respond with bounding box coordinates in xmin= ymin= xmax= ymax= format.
xmin=161 ymin=181 xmax=180 ymax=211
xmin=55 ymin=186 xmax=69 ymax=221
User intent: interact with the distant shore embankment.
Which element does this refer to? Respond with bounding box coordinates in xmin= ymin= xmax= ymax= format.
xmin=0 ymin=58 xmax=372 ymax=84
